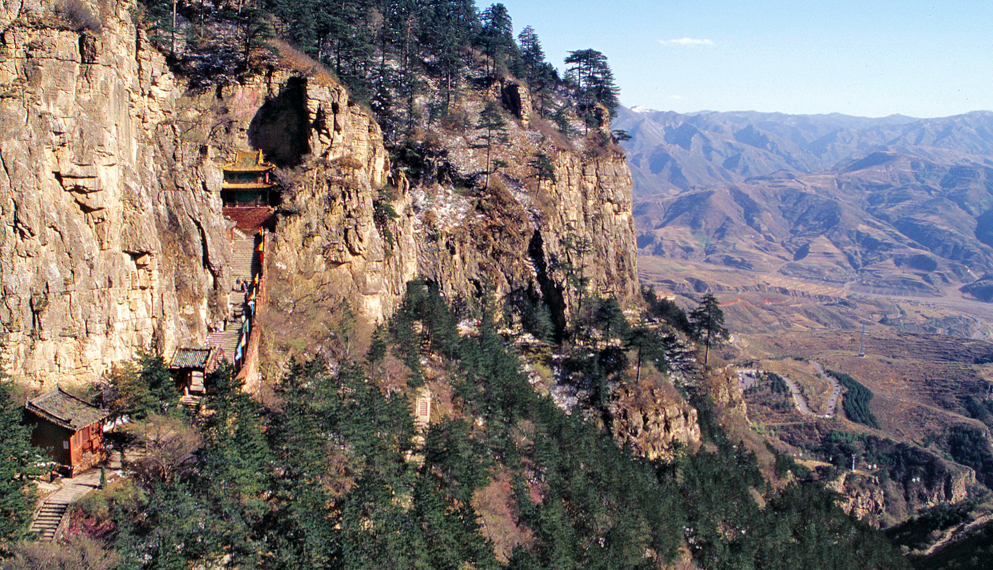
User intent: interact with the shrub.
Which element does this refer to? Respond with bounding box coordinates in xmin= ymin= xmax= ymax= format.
xmin=55 ymin=0 xmax=102 ymax=33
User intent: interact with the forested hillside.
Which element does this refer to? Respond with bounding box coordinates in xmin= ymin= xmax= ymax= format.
xmin=1 ymin=283 xmax=911 ymax=569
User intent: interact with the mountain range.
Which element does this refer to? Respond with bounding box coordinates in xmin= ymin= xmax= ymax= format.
xmin=615 ymin=108 xmax=993 ymax=299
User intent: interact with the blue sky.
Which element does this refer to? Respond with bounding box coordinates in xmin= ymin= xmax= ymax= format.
xmin=480 ymin=0 xmax=993 ymax=118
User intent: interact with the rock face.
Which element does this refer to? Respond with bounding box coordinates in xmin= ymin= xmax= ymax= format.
xmin=0 ymin=1 xmax=641 ymax=385
xmin=0 ymin=0 xmax=231 ymax=386
xmin=261 ymin=75 xmax=641 ymax=345
xmin=611 ymin=382 xmax=701 ymax=462
xmin=828 ymin=462 xmax=975 ymax=528
xmin=403 ymin=89 xmax=640 ymax=327
xmin=258 ymin=73 xmax=417 ymax=323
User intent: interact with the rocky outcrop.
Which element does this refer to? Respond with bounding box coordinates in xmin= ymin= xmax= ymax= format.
xmin=263 ymin=74 xmax=418 ymax=324
xmin=259 ymin=69 xmax=640 ymax=346
xmin=825 ymin=447 xmax=976 ymax=528
xmin=611 ymin=382 xmax=701 ymax=462
xmin=827 ymin=473 xmax=887 ymax=526
xmin=406 ymin=94 xmax=640 ymax=327
xmin=0 ymin=0 xmax=230 ymax=386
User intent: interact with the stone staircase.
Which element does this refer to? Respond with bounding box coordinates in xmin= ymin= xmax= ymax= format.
xmin=207 ymin=231 xmax=258 ymax=364
xmin=29 ymin=468 xmax=105 ymax=541
xmin=30 ymin=500 xmax=69 ymax=541
xmin=229 ymin=232 xmax=257 ymax=282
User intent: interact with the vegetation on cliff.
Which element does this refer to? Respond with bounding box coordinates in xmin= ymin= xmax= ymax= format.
xmin=0 ymin=283 xmax=911 ymax=569
xmin=0 ymin=379 xmax=41 ymax=549
xmin=137 ymin=0 xmax=621 ymax=151
xmin=0 ymin=1 xmax=927 ymax=566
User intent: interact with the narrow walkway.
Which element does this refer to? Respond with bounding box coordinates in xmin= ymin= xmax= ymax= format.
xmin=207 ymin=230 xmax=257 ymax=364
xmin=29 ymin=469 xmax=107 ymax=541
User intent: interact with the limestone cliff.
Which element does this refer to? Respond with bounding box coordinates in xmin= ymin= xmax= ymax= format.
xmin=827 ymin=463 xmax=974 ymax=528
xmin=412 ymin=85 xmax=640 ymax=325
xmin=0 ymin=1 xmax=641 ymax=386
xmin=611 ymin=381 xmax=701 ymax=462
xmin=0 ymin=0 xmax=230 ymax=386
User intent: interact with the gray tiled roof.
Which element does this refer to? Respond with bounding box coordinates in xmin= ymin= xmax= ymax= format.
xmin=170 ymin=346 xmax=215 ymax=370
xmin=26 ymin=387 xmax=108 ymax=431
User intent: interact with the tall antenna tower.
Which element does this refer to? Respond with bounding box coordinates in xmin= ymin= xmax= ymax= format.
xmin=857 ymin=321 xmax=866 ymax=357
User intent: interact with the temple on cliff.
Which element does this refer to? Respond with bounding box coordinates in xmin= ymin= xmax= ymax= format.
xmin=221 ymin=150 xmax=279 ymax=231
xmin=221 ymin=150 xmax=276 ymax=204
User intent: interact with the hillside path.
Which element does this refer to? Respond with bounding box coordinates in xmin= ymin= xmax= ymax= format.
xmin=30 ymin=467 xmax=113 ymax=541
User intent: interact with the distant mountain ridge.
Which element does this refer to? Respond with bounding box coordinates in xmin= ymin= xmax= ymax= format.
xmin=616 ymin=107 xmax=993 ymax=299
xmin=616 ymin=107 xmax=993 ymax=195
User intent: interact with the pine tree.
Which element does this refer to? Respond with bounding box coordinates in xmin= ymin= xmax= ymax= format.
xmin=594 ymin=296 xmax=629 ymax=348
xmin=564 ymin=48 xmax=620 ymax=130
xmin=420 ymin=0 xmax=479 ymax=111
xmin=515 ymin=27 xmax=558 ymax=117
xmin=236 ymin=2 xmax=275 ymax=66
xmin=479 ymin=3 xmax=515 ymax=77
xmin=528 ymin=152 xmax=556 ymax=189
xmin=0 ymin=378 xmax=41 ymax=548
xmin=473 ymin=100 xmax=510 ymax=189
xmin=688 ymin=292 xmax=729 ymax=365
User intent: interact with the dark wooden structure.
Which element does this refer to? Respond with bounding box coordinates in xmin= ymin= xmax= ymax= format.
xmin=168 ymin=346 xmax=217 ymax=396
xmin=25 ymin=387 xmax=109 ymax=476
xmin=221 ymin=150 xmax=277 ymax=206
xmin=221 ymin=150 xmax=279 ymax=232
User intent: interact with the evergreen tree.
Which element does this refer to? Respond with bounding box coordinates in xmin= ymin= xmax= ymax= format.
xmin=558 ymin=229 xmax=593 ymax=327
xmin=419 ymin=0 xmax=479 ymax=111
xmin=626 ymin=324 xmax=666 ymax=380
xmin=564 ymin=48 xmax=620 ymax=129
xmin=515 ymin=27 xmax=558 ymax=117
xmin=478 ymin=3 xmax=515 ymax=77
xmin=473 ymin=100 xmax=510 ymax=189
xmin=688 ymin=292 xmax=729 ymax=365
xmin=143 ymin=0 xmax=181 ymax=57
xmin=235 ymin=2 xmax=275 ymax=66
xmin=528 ymin=151 xmax=556 ymax=189
xmin=100 ymin=349 xmax=180 ymax=421
xmin=594 ymin=296 xmax=629 ymax=348
xmin=516 ymin=25 xmax=544 ymax=80
xmin=0 ymin=378 xmax=40 ymax=549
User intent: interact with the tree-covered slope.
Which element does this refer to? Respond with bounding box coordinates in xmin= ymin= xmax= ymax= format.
xmin=13 ymin=282 xmax=912 ymax=570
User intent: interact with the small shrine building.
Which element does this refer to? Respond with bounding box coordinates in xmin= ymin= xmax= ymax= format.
xmin=168 ymin=346 xmax=218 ymax=397
xmin=221 ymin=150 xmax=277 ymax=208
xmin=25 ymin=387 xmax=109 ymax=476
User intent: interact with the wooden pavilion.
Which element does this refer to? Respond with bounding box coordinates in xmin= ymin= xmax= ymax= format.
xmin=168 ymin=346 xmax=217 ymax=396
xmin=25 ymin=387 xmax=109 ymax=476
xmin=221 ymin=150 xmax=277 ymax=208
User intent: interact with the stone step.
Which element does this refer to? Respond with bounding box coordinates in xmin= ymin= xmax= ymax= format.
xmin=30 ymin=501 xmax=69 ymax=541
xmin=208 ymin=329 xmax=242 ymax=364
xmin=230 ymin=238 xmax=258 ymax=282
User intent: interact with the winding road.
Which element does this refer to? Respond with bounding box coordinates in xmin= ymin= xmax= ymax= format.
xmin=741 ymin=364 xmax=842 ymax=419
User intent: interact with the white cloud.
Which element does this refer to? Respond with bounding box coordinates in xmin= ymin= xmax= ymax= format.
xmin=659 ymin=38 xmax=714 ymax=47
xmin=669 ymin=95 xmax=683 ymax=101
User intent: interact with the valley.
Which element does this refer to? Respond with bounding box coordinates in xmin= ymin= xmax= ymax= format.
xmin=625 ymin=108 xmax=993 ymax=564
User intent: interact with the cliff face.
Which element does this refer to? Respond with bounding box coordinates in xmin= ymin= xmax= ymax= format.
xmin=0 ymin=0 xmax=232 ymax=386
xmin=828 ymin=463 xmax=974 ymax=528
xmin=404 ymin=84 xmax=639 ymax=328
xmin=0 ymin=1 xmax=641 ymax=385
xmin=259 ymin=73 xmax=417 ymax=326
xmin=256 ymin=79 xmax=641 ymax=362
xmin=611 ymin=381 xmax=701 ymax=462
